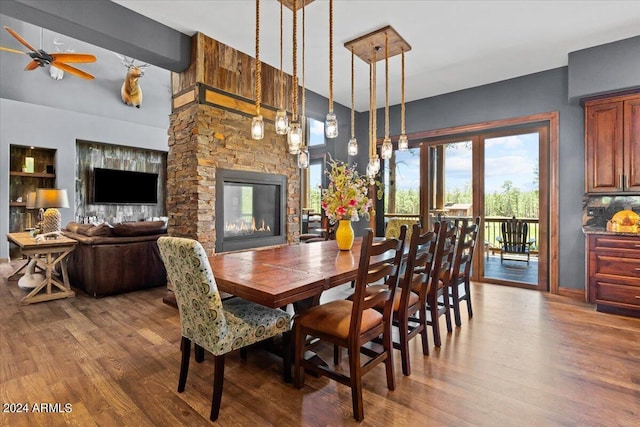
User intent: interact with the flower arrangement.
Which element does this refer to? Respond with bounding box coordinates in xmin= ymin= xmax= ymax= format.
xmin=321 ymin=157 xmax=372 ymax=222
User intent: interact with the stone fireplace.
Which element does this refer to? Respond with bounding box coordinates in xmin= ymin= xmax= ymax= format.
xmin=166 ymin=33 xmax=299 ymax=257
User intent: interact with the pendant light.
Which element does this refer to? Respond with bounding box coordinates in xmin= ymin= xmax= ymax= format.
xmin=398 ymin=48 xmax=408 ymax=151
xmin=275 ymin=0 xmax=289 ymax=135
xmin=251 ymin=0 xmax=264 ymax=140
xmin=366 ymin=49 xmax=379 ymax=181
xmin=380 ymin=33 xmax=393 ymax=160
xmin=324 ymin=0 xmax=338 ymax=138
xmin=287 ymin=0 xmax=302 ymax=154
xmin=347 ymin=46 xmax=358 ymax=156
xmin=298 ymin=0 xmax=309 ymax=169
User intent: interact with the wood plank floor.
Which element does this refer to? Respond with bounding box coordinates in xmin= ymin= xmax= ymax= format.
xmin=1 ymin=260 xmax=639 ymax=426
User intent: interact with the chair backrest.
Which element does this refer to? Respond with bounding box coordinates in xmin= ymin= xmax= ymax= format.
xmin=501 ymin=217 xmax=529 ymax=253
xmin=350 ymin=227 xmax=406 ymax=336
xmin=450 ymin=217 xmax=480 ymax=279
xmin=430 ymin=221 xmax=457 ymax=289
xmin=157 ymin=236 xmax=228 ymax=350
xmin=400 ymin=223 xmax=437 ymax=304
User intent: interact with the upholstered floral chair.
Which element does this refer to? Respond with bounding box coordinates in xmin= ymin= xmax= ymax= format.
xmin=157 ymin=236 xmax=291 ymax=421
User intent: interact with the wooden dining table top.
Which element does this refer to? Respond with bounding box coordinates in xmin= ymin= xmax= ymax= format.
xmin=209 ymin=238 xmax=389 ymax=309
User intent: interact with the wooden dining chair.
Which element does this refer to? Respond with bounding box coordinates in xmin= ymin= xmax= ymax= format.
xmin=449 ymin=217 xmax=480 ymax=327
xmin=293 ymin=229 xmax=405 ymax=422
xmin=157 ymin=237 xmax=291 ymax=421
xmin=426 ymin=221 xmax=457 ymax=347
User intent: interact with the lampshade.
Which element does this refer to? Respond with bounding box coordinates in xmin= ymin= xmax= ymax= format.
xmin=26 ymin=191 xmax=37 ymax=209
xmin=35 ymin=188 xmax=69 ymax=209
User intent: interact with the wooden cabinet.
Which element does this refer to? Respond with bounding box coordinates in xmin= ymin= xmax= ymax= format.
xmin=587 ymin=234 xmax=640 ymax=317
xmin=585 ymin=93 xmax=640 ymax=193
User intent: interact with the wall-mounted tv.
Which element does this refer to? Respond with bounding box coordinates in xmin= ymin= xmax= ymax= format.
xmin=93 ymin=168 xmax=158 ymax=204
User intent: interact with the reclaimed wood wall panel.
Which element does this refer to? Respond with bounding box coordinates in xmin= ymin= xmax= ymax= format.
xmin=172 ymin=32 xmax=295 ymax=113
xmin=75 ymin=141 xmax=167 ymax=224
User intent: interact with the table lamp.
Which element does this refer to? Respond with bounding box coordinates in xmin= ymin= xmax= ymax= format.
xmin=35 ymin=188 xmax=69 ymax=234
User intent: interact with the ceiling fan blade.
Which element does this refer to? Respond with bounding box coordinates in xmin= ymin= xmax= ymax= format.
xmin=0 ymin=45 xmax=27 ymax=55
xmin=50 ymin=53 xmax=97 ymax=63
xmin=24 ymin=60 xmax=40 ymax=71
xmin=51 ymin=61 xmax=94 ymax=80
xmin=4 ymin=26 xmax=38 ymax=53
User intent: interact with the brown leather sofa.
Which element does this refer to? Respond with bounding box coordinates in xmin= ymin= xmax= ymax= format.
xmin=62 ymin=221 xmax=167 ymax=297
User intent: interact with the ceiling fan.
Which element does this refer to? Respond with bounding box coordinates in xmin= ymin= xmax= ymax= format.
xmin=0 ymin=26 xmax=96 ymax=80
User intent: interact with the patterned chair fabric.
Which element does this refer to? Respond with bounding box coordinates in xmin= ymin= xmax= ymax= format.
xmin=158 ymin=236 xmax=291 ymax=356
xmin=385 ymin=217 xmax=420 ymax=241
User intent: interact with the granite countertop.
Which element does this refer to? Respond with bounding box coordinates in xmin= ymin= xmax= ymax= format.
xmin=582 ymin=226 xmax=640 ymax=237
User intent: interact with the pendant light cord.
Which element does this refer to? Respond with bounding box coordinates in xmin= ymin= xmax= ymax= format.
xmin=401 ymin=48 xmax=405 ymax=135
xmin=351 ymin=47 xmax=355 ymax=139
xmin=328 ymin=0 xmax=334 ymax=113
xmin=279 ymin=0 xmax=283 ymax=110
xmin=255 ymin=0 xmax=261 ymax=116
xmin=292 ymin=0 xmax=298 ymax=122
xmin=302 ymin=1 xmax=306 ymax=121
xmin=384 ymin=32 xmax=389 ymax=139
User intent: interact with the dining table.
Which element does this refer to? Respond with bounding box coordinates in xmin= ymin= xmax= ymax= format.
xmin=209 ymin=238 xmax=371 ymax=311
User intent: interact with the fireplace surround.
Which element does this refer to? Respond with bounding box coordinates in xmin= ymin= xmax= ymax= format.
xmin=215 ymin=168 xmax=287 ymax=252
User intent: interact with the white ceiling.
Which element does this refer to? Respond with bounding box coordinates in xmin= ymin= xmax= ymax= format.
xmin=113 ymin=0 xmax=640 ymax=111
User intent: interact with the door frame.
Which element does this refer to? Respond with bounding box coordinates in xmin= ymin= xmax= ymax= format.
xmin=403 ymin=112 xmax=559 ymax=294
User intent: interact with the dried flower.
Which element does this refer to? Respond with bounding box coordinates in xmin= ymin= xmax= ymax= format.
xmin=321 ymin=157 xmax=372 ymax=222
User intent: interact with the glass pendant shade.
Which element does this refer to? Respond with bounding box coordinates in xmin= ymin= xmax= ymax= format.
xmin=348 ymin=138 xmax=358 ymax=156
xmin=251 ymin=115 xmax=264 ymax=140
xmin=381 ymin=137 xmax=393 ymax=160
xmin=372 ymin=156 xmax=380 ymax=174
xmin=297 ymin=147 xmax=309 ymax=169
xmin=288 ymin=122 xmax=303 ymax=154
xmin=325 ymin=112 xmax=338 ymax=138
xmin=398 ymin=134 xmax=408 ymax=151
xmin=275 ymin=110 xmax=289 ymax=135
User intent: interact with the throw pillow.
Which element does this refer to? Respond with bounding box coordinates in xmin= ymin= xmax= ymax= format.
xmin=113 ymin=221 xmax=166 ymax=237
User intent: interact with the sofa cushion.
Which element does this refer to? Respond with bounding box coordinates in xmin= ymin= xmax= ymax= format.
xmin=65 ymin=222 xmax=83 ymax=233
xmin=113 ymin=221 xmax=167 ymax=237
xmin=67 ymin=223 xmax=114 ymax=237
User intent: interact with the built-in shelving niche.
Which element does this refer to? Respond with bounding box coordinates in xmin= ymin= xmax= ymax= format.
xmin=76 ymin=140 xmax=167 ymax=223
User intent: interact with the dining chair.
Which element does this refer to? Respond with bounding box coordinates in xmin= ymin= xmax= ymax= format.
xmin=157 ymin=236 xmax=292 ymax=421
xmin=426 ymin=221 xmax=457 ymax=347
xmin=367 ymin=223 xmax=437 ymax=375
xmin=293 ymin=228 xmax=405 ymax=422
xmin=449 ymin=217 xmax=480 ymax=327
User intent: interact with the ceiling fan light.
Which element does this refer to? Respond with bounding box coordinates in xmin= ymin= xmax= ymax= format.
xmin=251 ymin=115 xmax=264 ymax=140
xmin=275 ymin=110 xmax=289 ymax=135
xmin=398 ymin=134 xmax=408 ymax=151
xmin=348 ymin=138 xmax=358 ymax=156
xmin=325 ymin=112 xmax=338 ymax=138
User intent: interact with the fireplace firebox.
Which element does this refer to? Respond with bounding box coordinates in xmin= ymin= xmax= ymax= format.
xmin=215 ymin=169 xmax=286 ymax=252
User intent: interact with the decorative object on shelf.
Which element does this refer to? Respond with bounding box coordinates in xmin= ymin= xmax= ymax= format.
xmin=251 ymin=0 xmax=264 ymax=140
xmin=348 ymin=46 xmax=358 ymax=156
xmin=35 ymin=188 xmax=69 ymax=234
xmin=608 ymin=209 xmax=640 ymax=233
xmin=24 ymin=156 xmax=34 ymax=173
xmin=25 ymin=191 xmax=37 ymax=229
xmin=335 ymin=219 xmax=355 ymax=250
xmin=0 ymin=26 xmax=96 ymax=79
xmin=321 ymin=157 xmax=372 ymax=250
xmin=275 ymin=0 xmax=289 ymax=136
xmin=116 ymin=54 xmax=149 ymax=108
xmin=344 ymin=26 xmax=411 ymax=181
xmin=324 ymin=0 xmax=338 ymax=139
xmin=398 ymin=48 xmax=408 ymax=151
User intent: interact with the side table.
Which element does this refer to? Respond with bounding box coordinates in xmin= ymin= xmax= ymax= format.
xmin=7 ymin=232 xmax=77 ymax=305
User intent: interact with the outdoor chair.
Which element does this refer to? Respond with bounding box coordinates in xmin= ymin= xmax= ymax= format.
xmin=496 ymin=217 xmax=535 ymax=264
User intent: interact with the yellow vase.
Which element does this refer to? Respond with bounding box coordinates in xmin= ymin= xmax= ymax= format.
xmin=336 ymin=219 xmax=354 ymax=250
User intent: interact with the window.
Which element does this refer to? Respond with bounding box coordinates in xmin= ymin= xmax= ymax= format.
xmin=307 ymin=118 xmax=325 ymax=147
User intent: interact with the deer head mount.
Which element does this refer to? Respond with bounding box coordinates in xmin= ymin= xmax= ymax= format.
xmin=116 ymin=54 xmax=149 ymax=108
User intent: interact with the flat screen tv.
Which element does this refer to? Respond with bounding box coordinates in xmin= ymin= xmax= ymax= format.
xmin=93 ymin=168 xmax=158 ymax=204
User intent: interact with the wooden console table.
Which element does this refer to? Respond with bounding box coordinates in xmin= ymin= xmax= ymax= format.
xmin=7 ymin=232 xmax=77 ymax=305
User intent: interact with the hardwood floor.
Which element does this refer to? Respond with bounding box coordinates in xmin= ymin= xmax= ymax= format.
xmin=1 ymin=260 xmax=639 ymax=426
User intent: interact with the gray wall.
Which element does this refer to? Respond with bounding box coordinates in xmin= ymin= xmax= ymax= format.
xmin=0 ymin=15 xmax=170 ymax=259
xmin=568 ymin=36 xmax=640 ymax=102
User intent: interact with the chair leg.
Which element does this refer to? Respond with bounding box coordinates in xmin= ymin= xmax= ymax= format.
xmin=452 ymin=284 xmax=462 ymax=327
xmin=293 ymin=324 xmax=305 ymax=389
xmin=465 ymin=278 xmax=473 ymax=318
xmin=398 ymin=314 xmax=411 ymax=376
xmin=419 ymin=305 xmax=430 ymax=355
xmin=178 ymin=336 xmax=191 ymax=393
xmin=348 ymin=345 xmax=364 ymax=422
xmin=444 ymin=293 xmax=453 ymax=333
xmin=239 ymin=347 xmax=248 ymax=360
xmin=333 ymin=345 xmax=342 ymax=366
xmin=195 ymin=343 xmax=205 ymax=363
xmin=383 ymin=321 xmax=396 ymax=390
xmin=282 ymin=330 xmax=292 ymax=383
xmin=429 ymin=297 xmax=441 ymax=347
xmin=209 ymin=354 xmax=225 ymax=421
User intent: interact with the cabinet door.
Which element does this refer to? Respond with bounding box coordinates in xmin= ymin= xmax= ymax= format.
xmin=624 ymin=97 xmax=640 ymax=191
xmin=585 ymin=101 xmax=624 ymax=193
